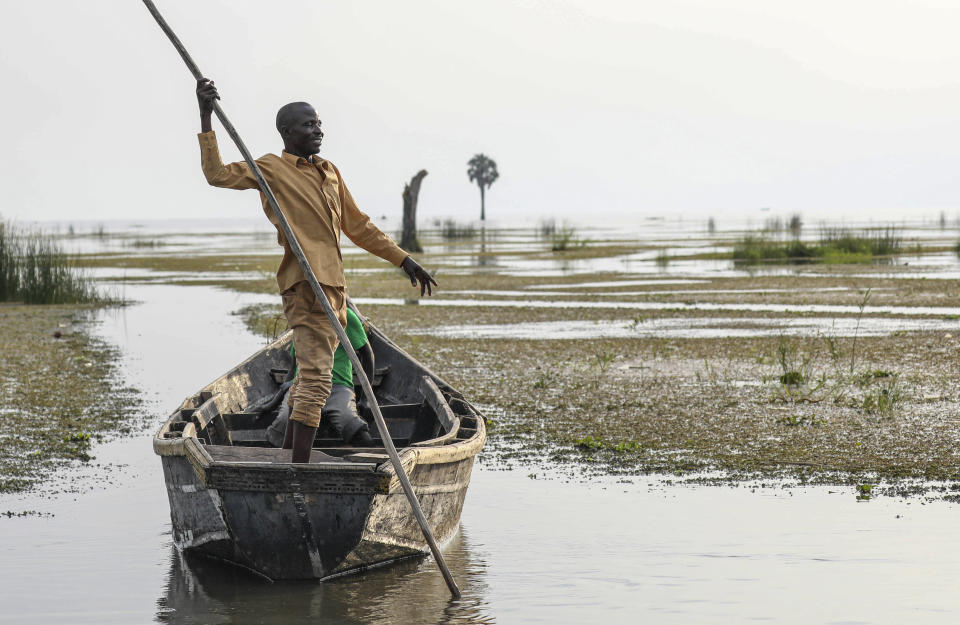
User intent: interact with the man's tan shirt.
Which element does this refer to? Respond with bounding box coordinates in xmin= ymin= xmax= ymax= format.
xmin=198 ymin=131 xmax=408 ymax=291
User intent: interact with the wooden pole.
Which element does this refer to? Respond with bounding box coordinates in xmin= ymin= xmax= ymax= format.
xmin=141 ymin=0 xmax=461 ymax=599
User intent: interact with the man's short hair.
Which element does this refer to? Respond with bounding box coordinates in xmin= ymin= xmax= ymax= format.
xmin=276 ymin=102 xmax=314 ymax=133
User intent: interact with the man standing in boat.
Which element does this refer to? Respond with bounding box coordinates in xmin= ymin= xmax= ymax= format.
xmin=195 ymin=79 xmax=436 ymax=463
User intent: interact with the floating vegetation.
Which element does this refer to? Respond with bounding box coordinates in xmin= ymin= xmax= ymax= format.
xmin=233 ymin=303 xmax=288 ymax=341
xmin=0 ymin=306 xmax=142 ymax=493
xmin=0 ymin=220 xmax=103 ymax=304
xmin=575 ymin=436 xmax=603 ymax=451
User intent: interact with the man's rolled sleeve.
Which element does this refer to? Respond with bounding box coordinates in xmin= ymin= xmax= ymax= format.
xmin=198 ymin=131 xmax=258 ymax=190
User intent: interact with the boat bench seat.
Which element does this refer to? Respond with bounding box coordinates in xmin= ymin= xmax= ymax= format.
xmin=204 ymin=446 xmax=350 ymax=465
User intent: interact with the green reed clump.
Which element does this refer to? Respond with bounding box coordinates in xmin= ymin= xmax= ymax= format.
xmin=550 ymin=224 xmax=587 ymax=251
xmin=733 ymin=226 xmax=901 ymax=264
xmin=818 ymin=226 xmax=901 ymax=258
xmin=0 ymin=221 xmax=101 ymax=304
xmin=732 ymin=235 xmax=813 ymax=262
xmin=537 ymin=218 xmax=557 ymax=238
xmin=438 ymin=219 xmax=476 ymax=240
xmin=127 ymin=238 xmax=166 ymax=248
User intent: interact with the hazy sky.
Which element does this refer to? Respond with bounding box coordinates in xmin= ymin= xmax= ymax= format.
xmin=3 ymin=0 xmax=960 ymax=226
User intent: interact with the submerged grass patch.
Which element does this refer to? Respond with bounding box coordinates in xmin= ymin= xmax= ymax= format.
xmin=0 ymin=306 xmax=142 ymax=493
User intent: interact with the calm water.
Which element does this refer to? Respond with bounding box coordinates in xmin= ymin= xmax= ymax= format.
xmin=3 ymin=221 xmax=960 ymax=623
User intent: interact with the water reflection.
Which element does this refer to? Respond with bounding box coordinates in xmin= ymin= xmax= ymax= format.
xmin=156 ymin=528 xmax=493 ymax=625
xmin=472 ymin=226 xmax=498 ymax=268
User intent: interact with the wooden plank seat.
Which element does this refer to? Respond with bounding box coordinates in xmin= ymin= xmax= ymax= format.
xmin=204 ymin=445 xmax=349 ymax=465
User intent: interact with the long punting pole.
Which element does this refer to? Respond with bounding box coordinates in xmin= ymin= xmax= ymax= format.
xmin=141 ymin=0 xmax=461 ymax=599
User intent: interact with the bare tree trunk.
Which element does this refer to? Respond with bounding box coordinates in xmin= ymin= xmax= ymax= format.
xmin=400 ymin=169 xmax=428 ymax=253
xmin=480 ymin=185 xmax=486 ymax=221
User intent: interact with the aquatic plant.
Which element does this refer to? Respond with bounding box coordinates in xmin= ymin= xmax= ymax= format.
xmin=788 ymin=213 xmax=803 ymax=237
xmin=818 ymin=226 xmax=901 ymax=258
xmin=439 ymin=219 xmax=476 ymax=240
xmin=0 ymin=220 xmax=102 ymax=304
xmin=537 ymin=218 xmax=557 ymax=238
xmin=574 ymin=436 xmax=603 ymax=451
xmin=861 ymin=378 xmax=903 ymax=415
xmin=551 ymin=224 xmax=586 ymax=251
xmin=234 ymin=304 xmax=288 ymax=341
xmin=613 ymin=440 xmax=641 ymax=453
xmin=775 ymin=335 xmax=819 ymax=396
xmin=733 ymin=226 xmax=901 ymax=264
xmin=128 ymin=238 xmax=166 ymax=248
xmin=732 ymin=235 xmax=813 ymax=263
xmin=592 ymin=349 xmax=616 ymax=373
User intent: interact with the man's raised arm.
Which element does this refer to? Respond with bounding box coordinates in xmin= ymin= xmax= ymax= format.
xmin=196 ymin=78 xmax=258 ymax=190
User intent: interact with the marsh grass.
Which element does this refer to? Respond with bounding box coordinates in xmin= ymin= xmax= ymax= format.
xmin=127 ymin=238 xmax=166 ymax=248
xmin=766 ymin=291 xmax=905 ymax=415
xmin=733 ymin=226 xmax=902 ymax=264
xmin=550 ymin=223 xmax=587 ymax=251
xmin=234 ymin=303 xmax=288 ymax=341
xmin=437 ymin=219 xmax=476 ymax=240
xmin=0 ymin=221 xmax=102 ymax=304
xmin=537 ymin=218 xmax=557 ymax=238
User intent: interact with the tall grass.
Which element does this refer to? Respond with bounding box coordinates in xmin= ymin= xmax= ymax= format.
xmin=818 ymin=226 xmax=901 ymax=257
xmin=438 ymin=219 xmax=476 ymax=240
xmin=550 ymin=224 xmax=587 ymax=251
xmin=538 ymin=218 xmax=557 ymax=238
xmin=0 ymin=221 xmax=102 ymax=304
xmin=733 ymin=225 xmax=902 ymax=264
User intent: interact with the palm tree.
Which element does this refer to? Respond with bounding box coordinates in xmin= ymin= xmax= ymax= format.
xmin=467 ymin=154 xmax=499 ymax=221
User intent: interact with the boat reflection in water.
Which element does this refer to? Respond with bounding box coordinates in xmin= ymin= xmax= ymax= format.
xmin=156 ymin=527 xmax=493 ymax=625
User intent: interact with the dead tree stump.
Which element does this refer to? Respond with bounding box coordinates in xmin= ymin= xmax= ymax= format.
xmin=400 ymin=170 xmax=428 ymax=253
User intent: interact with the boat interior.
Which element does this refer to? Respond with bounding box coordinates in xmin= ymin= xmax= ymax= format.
xmin=158 ymin=322 xmax=482 ymax=467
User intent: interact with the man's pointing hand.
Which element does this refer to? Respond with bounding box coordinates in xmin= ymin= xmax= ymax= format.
xmin=401 ymin=256 xmax=437 ymax=297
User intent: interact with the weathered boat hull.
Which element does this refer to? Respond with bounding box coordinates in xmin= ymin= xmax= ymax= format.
xmin=154 ymin=312 xmax=485 ymax=580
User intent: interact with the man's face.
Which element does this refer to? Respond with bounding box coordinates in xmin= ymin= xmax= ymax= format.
xmin=282 ymin=104 xmax=324 ymax=156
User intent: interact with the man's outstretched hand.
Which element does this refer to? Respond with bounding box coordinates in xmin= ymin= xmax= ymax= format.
xmin=401 ymin=256 xmax=437 ymax=296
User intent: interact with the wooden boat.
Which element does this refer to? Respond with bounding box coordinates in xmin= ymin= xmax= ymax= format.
xmin=153 ymin=303 xmax=486 ymax=581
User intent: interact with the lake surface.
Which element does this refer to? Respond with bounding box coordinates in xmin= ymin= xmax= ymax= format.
xmin=3 ymin=219 xmax=960 ymax=623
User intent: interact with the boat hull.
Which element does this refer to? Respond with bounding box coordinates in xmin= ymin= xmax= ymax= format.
xmin=159 ymin=450 xmax=476 ymax=580
xmin=154 ymin=320 xmax=485 ymax=580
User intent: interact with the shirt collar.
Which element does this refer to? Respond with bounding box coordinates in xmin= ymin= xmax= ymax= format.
xmin=281 ymin=151 xmax=322 ymax=166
